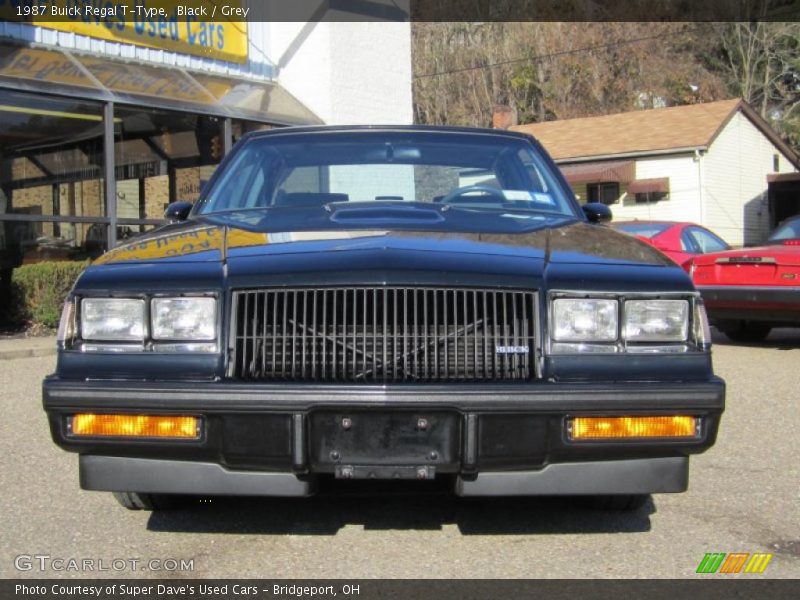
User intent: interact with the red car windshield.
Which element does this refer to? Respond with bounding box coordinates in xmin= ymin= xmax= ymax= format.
xmin=611 ymin=222 xmax=670 ymax=238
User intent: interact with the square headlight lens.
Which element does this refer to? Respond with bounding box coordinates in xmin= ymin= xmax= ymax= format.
xmin=81 ymin=299 xmax=145 ymax=341
xmin=624 ymin=299 xmax=688 ymax=342
xmin=552 ymin=298 xmax=618 ymax=342
xmin=152 ymin=297 xmax=216 ymax=341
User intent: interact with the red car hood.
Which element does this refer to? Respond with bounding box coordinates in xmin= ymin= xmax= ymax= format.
xmin=692 ymin=243 xmax=800 ymax=267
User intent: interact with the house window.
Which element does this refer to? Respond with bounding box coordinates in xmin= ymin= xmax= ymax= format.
xmin=773 ymin=154 xmax=780 ymax=171
xmin=635 ymin=191 xmax=668 ymax=204
xmin=587 ymin=182 xmax=620 ymax=205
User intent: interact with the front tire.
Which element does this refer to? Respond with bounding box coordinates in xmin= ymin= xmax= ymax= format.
xmin=112 ymin=492 xmax=188 ymax=511
xmin=720 ymin=321 xmax=771 ymax=343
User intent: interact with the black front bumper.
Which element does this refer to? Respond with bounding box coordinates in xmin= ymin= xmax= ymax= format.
xmin=44 ymin=377 xmax=724 ymax=495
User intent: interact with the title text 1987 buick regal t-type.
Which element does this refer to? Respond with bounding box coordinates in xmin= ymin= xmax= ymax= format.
xmin=43 ymin=126 xmax=725 ymax=511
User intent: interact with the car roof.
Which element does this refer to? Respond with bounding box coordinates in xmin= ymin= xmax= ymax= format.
xmin=242 ymin=124 xmax=537 ymax=143
xmin=612 ymin=220 xmax=680 ymax=226
xmin=612 ymin=220 xmax=713 ymax=227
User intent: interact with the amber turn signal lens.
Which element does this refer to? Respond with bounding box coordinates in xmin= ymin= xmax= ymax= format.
xmin=570 ymin=416 xmax=697 ymax=440
xmin=71 ymin=414 xmax=199 ymax=438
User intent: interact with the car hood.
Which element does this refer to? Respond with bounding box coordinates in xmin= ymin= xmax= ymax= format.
xmin=692 ymin=243 xmax=800 ymax=267
xmin=94 ymin=216 xmax=672 ymax=268
xmin=79 ymin=216 xmax=689 ymax=293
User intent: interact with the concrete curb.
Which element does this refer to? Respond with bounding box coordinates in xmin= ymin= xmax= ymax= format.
xmin=0 ymin=347 xmax=57 ymax=360
xmin=0 ymin=336 xmax=57 ymax=360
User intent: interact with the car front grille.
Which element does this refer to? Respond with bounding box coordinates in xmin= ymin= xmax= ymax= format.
xmin=229 ymin=287 xmax=538 ymax=383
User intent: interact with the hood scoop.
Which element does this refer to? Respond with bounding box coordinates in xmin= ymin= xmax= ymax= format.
xmin=329 ymin=203 xmax=445 ymax=225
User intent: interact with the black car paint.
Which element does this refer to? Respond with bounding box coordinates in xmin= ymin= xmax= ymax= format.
xmin=43 ymin=126 xmax=724 ymax=494
xmin=57 ymin=217 xmax=696 ymax=383
xmin=46 ymin=384 xmax=723 ymax=474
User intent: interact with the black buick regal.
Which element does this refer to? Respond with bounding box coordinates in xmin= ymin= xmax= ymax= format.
xmin=43 ymin=126 xmax=725 ymax=511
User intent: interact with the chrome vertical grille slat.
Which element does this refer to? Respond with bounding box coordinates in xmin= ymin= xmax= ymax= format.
xmin=231 ymin=287 xmax=537 ymax=383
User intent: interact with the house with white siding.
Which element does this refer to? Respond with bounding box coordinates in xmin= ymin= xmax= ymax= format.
xmin=511 ymin=100 xmax=800 ymax=247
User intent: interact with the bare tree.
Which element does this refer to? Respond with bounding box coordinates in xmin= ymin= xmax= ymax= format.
xmin=413 ymin=22 xmax=730 ymax=128
xmin=715 ymin=22 xmax=800 ymax=147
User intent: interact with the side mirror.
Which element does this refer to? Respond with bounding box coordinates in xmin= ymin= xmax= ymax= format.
xmin=582 ymin=202 xmax=612 ymax=224
xmin=164 ymin=201 xmax=193 ymax=223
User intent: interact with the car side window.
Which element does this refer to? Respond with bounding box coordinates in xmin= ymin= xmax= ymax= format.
xmin=243 ymin=168 xmax=265 ymax=208
xmin=218 ymin=162 xmax=257 ymax=210
xmin=680 ymin=231 xmax=697 ymax=253
xmin=687 ymin=227 xmax=728 ymax=253
xmin=201 ymin=145 xmax=261 ymax=212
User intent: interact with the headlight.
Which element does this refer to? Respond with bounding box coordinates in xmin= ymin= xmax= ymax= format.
xmin=81 ymin=298 xmax=145 ymax=341
xmin=552 ymin=298 xmax=618 ymax=341
xmin=152 ymin=297 xmax=217 ymax=340
xmin=624 ymin=299 xmax=688 ymax=342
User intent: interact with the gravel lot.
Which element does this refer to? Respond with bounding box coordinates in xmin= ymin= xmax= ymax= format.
xmin=1 ymin=330 xmax=798 ymax=579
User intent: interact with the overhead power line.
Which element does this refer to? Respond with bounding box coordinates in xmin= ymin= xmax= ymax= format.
xmin=414 ymin=25 xmax=710 ymax=79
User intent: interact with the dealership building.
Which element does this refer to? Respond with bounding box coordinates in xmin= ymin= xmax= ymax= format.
xmin=0 ymin=4 xmax=412 ymax=270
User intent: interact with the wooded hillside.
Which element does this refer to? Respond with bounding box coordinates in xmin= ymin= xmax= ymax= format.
xmin=412 ymin=22 xmax=800 ymax=151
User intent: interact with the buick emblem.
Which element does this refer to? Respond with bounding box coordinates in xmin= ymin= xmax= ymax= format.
xmin=495 ymin=345 xmax=529 ymax=355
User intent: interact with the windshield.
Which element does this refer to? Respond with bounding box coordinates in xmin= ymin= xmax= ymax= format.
xmin=611 ymin=222 xmax=670 ymax=238
xmin=768 ymin=219 xmax=800 ymax=242
xmin=195 ymin=131 xmax=577 ymax=219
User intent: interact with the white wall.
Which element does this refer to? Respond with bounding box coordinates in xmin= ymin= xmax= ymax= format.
xmin=328 ymin=165 xmax=416 ymax=201
xmin=609 ymin=154 xmax=701 ymax=223
xmin=266 ymin=22 xmax=331 ymax=121
xmin=566 ymin=110 xmax=800 ymax=247
xmin=328 ymin=22 xmax=412 ymax=125
xmin=702 ymin=111 xmax=797 ymax=246
xmin=270 ymin=21 xmax=412 ymax=125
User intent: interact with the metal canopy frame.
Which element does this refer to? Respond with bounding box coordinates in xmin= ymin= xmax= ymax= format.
xmin=0 ymin=42 xmax=322 ymax=127
xmin=0 ymin=41 xmax=322 ymax=256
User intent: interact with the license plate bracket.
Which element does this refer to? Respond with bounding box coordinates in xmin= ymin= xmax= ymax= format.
xmin=335 ymin=465 xmax=435 ymax=480
xmin=309 ymin=411 xmax=460 ymax=474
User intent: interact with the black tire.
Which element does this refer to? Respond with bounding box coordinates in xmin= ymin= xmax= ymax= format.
xmin=721 ymin=322 xmax=771 ymax=343
xmin=588 ymin=494 xmax=649 ymax=511
xmin=112 ymin=492 xmax=188 ymax=511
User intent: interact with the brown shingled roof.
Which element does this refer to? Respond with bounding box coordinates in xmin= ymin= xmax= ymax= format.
xmin=512 ymin=99 xmax=743 ymax=161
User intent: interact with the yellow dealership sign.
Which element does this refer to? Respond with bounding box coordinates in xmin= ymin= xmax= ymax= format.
xmin=3 ymin=1 xmax=248 ymax=63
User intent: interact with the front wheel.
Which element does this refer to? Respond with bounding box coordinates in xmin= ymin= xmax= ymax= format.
xmin=112 ymin=492 xmax=188 ymax=511
xmin=720 ymin=321 xmax=771 ymax=343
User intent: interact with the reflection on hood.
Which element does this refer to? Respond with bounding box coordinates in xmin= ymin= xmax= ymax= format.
xmin=94 ymin=217 xmax=671 ymax=268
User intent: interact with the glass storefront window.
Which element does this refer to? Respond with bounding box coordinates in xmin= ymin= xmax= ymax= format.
xmin=113 ymin=106 xmax=226 ymax=225
xmin=0 ymin=89 xmax=105 ymax=265
xmin=232 ymin=119 xmax=274 ymax=145
xmin=0 ymin=48 xmax=306 ymax=270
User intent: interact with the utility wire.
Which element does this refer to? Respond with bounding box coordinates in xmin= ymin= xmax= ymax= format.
xmin=414 ymin=25 xmax=711 ymax=79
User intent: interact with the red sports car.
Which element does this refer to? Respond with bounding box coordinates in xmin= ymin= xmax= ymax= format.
xmin=691 ymin=215 xmax=800 ymax=342
xmin=610 ymin=221 xmax=730 ymax=270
